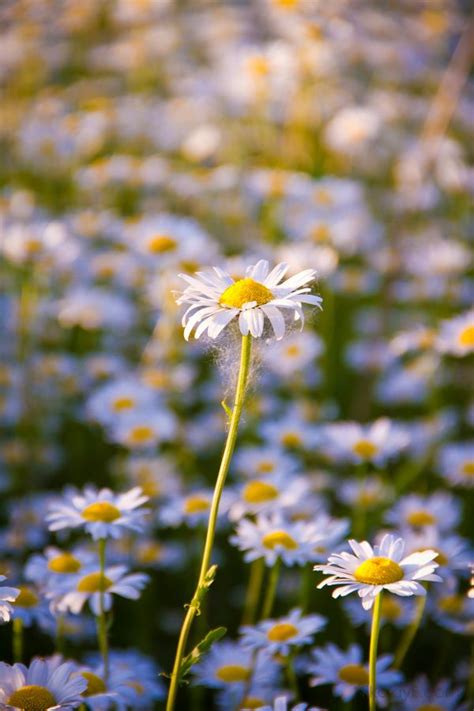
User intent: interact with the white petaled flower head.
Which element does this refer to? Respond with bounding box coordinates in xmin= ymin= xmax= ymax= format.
xmin=240 ymin=607 xmax=326 ymax=656
xmin=0 ymin=656 xmax=87 ymax=710
xmin=0 ymin=575 xmax=20 ymax=624
xmin=315 ymin=534 xmax=442 ymax=610
xmin=47 ymin=486 xmax=149 ymax=540
xmin=175 ymin=259 xmax=322 ymax=340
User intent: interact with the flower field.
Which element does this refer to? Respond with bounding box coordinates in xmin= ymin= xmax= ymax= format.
xmin=0 ymin=1 xmax=473 ymax=710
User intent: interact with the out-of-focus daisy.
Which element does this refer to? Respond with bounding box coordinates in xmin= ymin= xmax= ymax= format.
xmin=399 ymin=527 xmax=472 ymax=580
xmin=10 ymin=583 xmax=54 ymax=628
xmin=343 ymin=595 xmax=417 ymax=631
xmin=228 ymin=473 xmax=311 ymax=521
xmin=240 ymin=607 xmax=326 ymax=656
xmin=392 ymin=676 xmax=468 ymax=711
xmin=306 ymin=643 xmax=401 ymax=704
xmin=315 ymin=534 xmax=441 ymax=610
xmin=233 ymin=446 xmax=298 ymax=479
xmin=260 ymin=407 xmax=321 ymax=450
xmin=436 ymin=310 xmax=474 ymax=356
xmin=54 ymin=564 xmax=149 ymax=615
xmin=230 ymin=513 xmax=316 ymax=566
xmin=25 ymin=546 xmax=95 ymax=586
xmin=158 ymin=489 xmax=233 ymax=529
xmin=322 ymin=419 xmax=409 ymax=465
xmin=430 ymin=586 xmax=474 ymax=636
xmin=86 ymin=378 xmax=158 ymax=427
xmin=262 ymin=332 xmax=323 ymax=376
xmin=176 ymin=259 xmax=321 ymax=340
xmin=385 ymin=492 xmax=460 ymax=531
xmin=47 ymin=486 xmax=149 ymax=540
xmin=0 ymin=575 xmax=19 ymax=623
xmin=109 ymin=408 xmax=177 ymax=450
xmin=337 ymin=477 xmax=393 ymax=511
xmin=438 ymin=442 xmax=474 ymax=488
xmin=122 ymin=455 xmax=181 ymax=499
xmin=54 ymin=287 xmax=135 ymax=331
xmin=0 ymin=656 xmax=87 ymax=709
xmin=192 ymin=640 xmax=279 ymax=692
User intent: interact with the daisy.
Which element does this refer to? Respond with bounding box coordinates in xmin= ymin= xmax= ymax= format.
xmin=230 ymin=513 xmax=316 ymax=567
xmin=10 ymin=583 xmax=54 ymax=628
xmin=322 ymin=419 xmax=409 ymax=466
xmin=47 ymin=486 xmax=149 ymax=540
xmin=54 ymin=564 xmax=149 ymax=615
xmin=392 ymin=676 xmax=468 ymax=711
xmin=240 ymin=607 xmax=326 ymax=656
xmin=233 ymin=446 xmax=298 ymax=479
xmin=315 ymin=534 xmax=441 ymax=610
xmin=192 ymin=640 xmax=279 ymax=692
xmin=342 ymin=595 xmax=417 ymax=631
xmin=175 ymin=259 xmax=322 ymax=340
xmin=436 ymin=309 xmax=474 ymax=356
xmin=0 ymin=575 xmax=20 ymax=623
xmin=306 ymin=643 xmax=402 ymax=704
xmin=438 ymin=442 xmax=474 ymax=488
xmin=228 ymin=472 xmax=311 ymax=521
xmin=338 ymin=477 xmax=393 ymax=511
xmin=0 ymin=656 xmax=87 ymax=710
xmin=109 ymin=408 xmax=177 ymax=450
xmin=385 ymin=492 xmax=460 ymax=531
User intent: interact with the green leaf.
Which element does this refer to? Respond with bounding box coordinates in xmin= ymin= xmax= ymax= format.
xmin=179 ymin=626 xmax=227 ymax=681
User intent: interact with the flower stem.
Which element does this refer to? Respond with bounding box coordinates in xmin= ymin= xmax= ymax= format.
xmin=261 ymin=557 xmax=281 ymax=620
xmin=369 ymin=592 xmax=383 ymax=711
xmin=166 ymin=334 xmax=252 ymax=711
xmin=241 ymin=557 xmax=265 ymax=625
xmin=13 ymin=618 xmax=23 ymax=662
xmin=393 ymin=594 xmax=426 ymax=669
xmin=97 ymin=537 xmax=109 ymax=682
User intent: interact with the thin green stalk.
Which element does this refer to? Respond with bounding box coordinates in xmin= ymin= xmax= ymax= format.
xmin=97 ymin=537 xmax=109 ymax=681
xmin=260 ymin=557 xmax=281 ymax=620
xmin=393 ymin=594 xmax=426 ymax=669
xmin=13 ymin=617 xmax=23 ymax=662
xmin=298 ymin=564 xmax=312 ymax=613
xmin=369 ymin=592 xmax=383 ymax=711
xmin=241 ymin=557 xmax=265 ymax=625
xmin=286 ymin=652 xmax=299 ymax=701
xmin=166 ymin=334 xmax=252 ymax=711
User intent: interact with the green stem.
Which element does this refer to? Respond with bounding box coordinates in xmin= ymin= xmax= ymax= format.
xmin=369 ymin=592 xmax=383 ymax=711
xmin=166 ymin=334 xmax=252 ymax=711
xmin=393 ymin=594 xmax=426 ymax=669
xmin=298 ymin=564 xmax=312 ymax=613
xmin=241 ymin=557 xmax=265 ymax=625
xmin=286 ymin=652 xmax=299 ymax=701
xmin=97 ymin=538 xmax=109 ymax=681
xmin=13 ymin=617 xmax=23 ymax=662
xmin=260 ymin=557 xmax=281 ymax=620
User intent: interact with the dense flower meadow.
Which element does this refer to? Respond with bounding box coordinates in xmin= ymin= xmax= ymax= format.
xmin=0 ymin=1 xmax=473 ymax=710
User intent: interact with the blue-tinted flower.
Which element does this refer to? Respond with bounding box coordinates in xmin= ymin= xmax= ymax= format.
xmin=0 ymin=656 xmax=87 ymax=709
xmin=240 ymin=607 xmax=326 ymax=656
xmin=0 ymin=575 xmax=19 ymax=623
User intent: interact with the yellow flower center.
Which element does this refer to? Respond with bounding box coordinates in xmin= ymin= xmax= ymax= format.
xmin=311 ymin=225 xmax=331 ymax=243
xmin=437 ymin=595 xmax=464 ymax=614
xmin=256 ymin=460 xmax=275 ymax=473
xmin=338 ymin=664 xmax=369 ymax=685
xmin=240 ymin=698 xmax=266 ymax=709
xmin=184 ymin=495 xmax=210 ymax=514
xmin=458 ymin=325 xmax=474 ymax=348
xmin=462 ymin=460 xmax=474 ymax=476
xmin=112 ymin=396 xmax=135 ymax=412
xmin=285 ymin=345 xmax=301 ymax=357
xmin=77 ymin=572 xmax=113 ymax=593
xmin=142 ymin=368 xmax=168 ymax=388
xmin=406 ymin=510 xmax=436 ymax=526
xmin=427 ymin=548 xmax=447 ymax=566
xmin=81 ymin=671 xmax=107 ymax=696
xmin=313 ymin=189 xmax=333 ymax=206
xmin=267 ymin=622 xmax=298 ymax=642
xmin=14 ymin=586 xmax=39 ymax=608
xmin=138 ymin=543 xmax=163 ymax=564
xmin=246 ymin=56 xmax=270 ymax=77
xmin=357 ymin=491 xmax=378 ymax=507
xmin=262 ymin=530 xmax=298 ymax=550
xmin=48 ymin=553 xmax=82 ymax=574
xmin=126 ymin=681 xmax=145 ymax=694
xmin=281 ymin=432 xmax=302 ymax=447
xmin=219 ymin=278 xmax=274 ymax=309
xmin=354 ymin=557 xmax=404 ymax=585
xmin=215 ymin=665 xmax=250 ymax=683
xmin=147 ymin=234 xmax=177 ymax=254
xmin=243 ymin=481 xmax=279 ymax=504
xmin=8 ymin=687 xmax=56 ymax=710
xmin=25 ymin=238 xmax=43 ymax=254
xmin=416 ymin=706 xmax=444 ymax=711
xmin=352 ymin=439 xmax=378 ymax=458
xmin=380 ymin=596 xmax=403 ymax=620
xmin=126 ymin=425 xmax=155 ymax=445
xmin=82 ymin=501 xmax=121 ymax=523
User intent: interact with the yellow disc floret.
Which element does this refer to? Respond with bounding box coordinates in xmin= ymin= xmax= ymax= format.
xmin=462 ymin=460 xmax=474 ymax=476
xmin=14 ymin=586 xmax=39 ymax=608
xmin=267 ymin=622 xmax=298 ymax=642
xmin=262 ymin=530 xmax=298 ymax=550
xmin=8 ymin=686 xmax=56 ymax=711
xmin=242 ymin=481 xmax=279 ymax=504
xmin=82 ymin=501 xmax=121 ymax=523
xmin=352 ymin=440 xmax=378 ymax=458
xmin=112 ymin=396 xmax=135 ymax=412
xmin=338 ymin=664 xmax=369 ymax=685
xmin=184 ymin=495 xmax=210 ymax=514
xmin=147 ymin=234 xmax=177 ymax=254
xmin=81 ymin=671 xmax=107 ymax=696
xmin=48 ymin=553 xmax=82 ymax=574
xmin=354 ymin=556 xmax=404 ymax=585
xmin=77 ymin=572 xmax=113 ymax=593
xmin=406 ymin=510 xmax=436 ymax=527
xmin=458 ymin=325 xmax=474 ymax=349
xmin=215 ymin=665 xmax=250 ymax=683
xmin=219 ymin=278 xmax=274 ymax=309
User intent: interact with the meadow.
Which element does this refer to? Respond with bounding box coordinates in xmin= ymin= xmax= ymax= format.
xmin=0 ymin=1 xmax=473 ymax=710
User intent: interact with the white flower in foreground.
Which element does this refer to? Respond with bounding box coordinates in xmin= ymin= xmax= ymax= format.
xmin=314 ymin=534 xmax=441 ymax=610
xmin=0 ymin=656 xmax=87 ymax=710
xmin=176 ymin=259 xmax=322 ymax=340
xmin=0 ymin=575 xmax=20 ymax=623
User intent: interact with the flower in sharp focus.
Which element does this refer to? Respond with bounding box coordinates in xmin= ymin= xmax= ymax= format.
xmin=314 ymin=534 xmax=441 ymax=610
xmin=305 ymin=643 xmax=402 ymax=704
xmin=0 ymin=575 xmax=20 ymax=623
xmin=175 ymin=259 xmax=322 ymax=340
xmin=240 ymin=607 xmax=326 ymax=656
xmin=0 ymin=656 xmax=87 ymax=710
xmin=47 ymin=486 xmax=149 ymax=540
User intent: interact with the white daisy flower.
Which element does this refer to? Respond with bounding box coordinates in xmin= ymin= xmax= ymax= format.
xmin=46 ymin=486 xmax=149 ymax=540
xmin=438 ymin=441 xmax=474 ymax=488
xmin=436 ymin=309 xmax=474 ymax=356
xmin=322 ymin=418 xmax=409 ymax=465
xmin=0 ymin=575 xmax=20 ymax=624
xmin=240 ymin=607 xmax=326 ymax=656
xmin=192 ymin=640 xmax=279 ymax=691
xmin=175 ymin=259 xmax=322 ymax=340
xmin=315 ymin=534 xmax=442 ymax=610
xmin=385 ymin=492 xmax=461 ymax=532
xmin=0 ymin=656 xmax=87 ymax=710
xmin=230 ymin=513 xmax=316 ymax=567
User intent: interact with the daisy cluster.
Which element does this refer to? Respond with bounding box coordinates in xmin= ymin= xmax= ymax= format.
xmin=0 ymin=0 xmax=473 ymax=709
